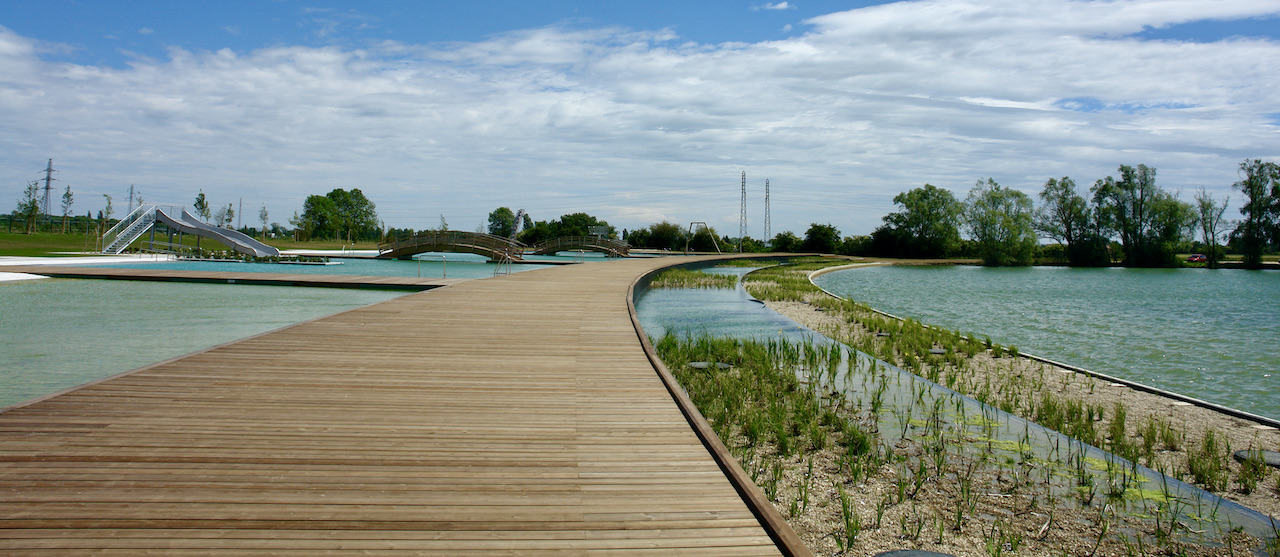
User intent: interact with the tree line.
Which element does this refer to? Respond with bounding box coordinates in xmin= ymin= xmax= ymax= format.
xmin=865 ymin=160 xmax=1278 ymax=269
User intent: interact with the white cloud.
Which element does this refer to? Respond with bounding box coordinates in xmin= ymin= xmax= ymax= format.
xmin=137 ymin=28 xmax=153 ymax=35
xmin=2 ymin=0 xmax=1280 ymax=237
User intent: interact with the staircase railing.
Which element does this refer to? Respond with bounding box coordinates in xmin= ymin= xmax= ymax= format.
xmin=101 ymin=204 xmax=156 ymax=254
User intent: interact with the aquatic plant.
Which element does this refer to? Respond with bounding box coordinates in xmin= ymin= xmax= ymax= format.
xmin=649 ymin=267 xmax=739 ymax=289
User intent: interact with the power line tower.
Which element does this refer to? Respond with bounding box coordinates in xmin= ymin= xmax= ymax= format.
xmin=738 ymin=170 xmax=747 ymax=252
xmin=41 ymin=159 xmax=57 ymax=217
xmin=763 ymin=179 xmax=771 ymax=246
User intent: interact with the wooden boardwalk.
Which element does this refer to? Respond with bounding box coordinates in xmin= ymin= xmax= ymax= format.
xmin=0 ymin=257 xmax=804 ymax=555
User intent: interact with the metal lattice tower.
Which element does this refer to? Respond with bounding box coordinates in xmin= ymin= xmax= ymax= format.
xmin=41 ymin=159 xmax=56 ymax=217
xmin=763 ymin=179 xmax=770 ymax=245
xmin=738 ymin=171 xmax=747 ymax=252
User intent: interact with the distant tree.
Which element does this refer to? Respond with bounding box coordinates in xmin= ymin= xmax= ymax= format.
xmin=1194 ymin=187 xmax=1229 ymax=268
xmin=300 ymin=195 xmax=338 ymax=238
xmin=487 ymin=207 xmax=517 ymax=237
xmin=556 ymin=212 xmax=615 ymax=238
xmin=686 ymin=225 xmax=720 ymax=252
xmin=1233 ymin=159 xmax=1280 ymax=269
xmin=964 ymin=179 xmax=1037 ymax=266
xmin=259 ymin=205 xmax=269 ymax=238
xmin=627 ymin=221 xmax=685 ymax=251
xmin=770 ymin=231 xmax=802 ymax=253
xmin=872 ymin=184 xmax=963 ymax=258
xmin=325 ymin=188 xmax=378 ymax=243
xmin=16 ymin=181 xmax=41 ymax=233
xmin=518 ymin=212 xmax=614 ymax=244
xmin=193 ymin=190 xmax=210 ymax=222
xmin=646 ymin=221 xmax=685 ymax=250
xmin=1092 ymin=164 xmax=1193 ymax=267
xmin=738 ymin=236 xmax=767 ymax=253
xmin=60 ymin=185 xmax=74 ymax=234
xmin=222 ymin=203 xmax=235 ymax=228
xmin=288 ymin=210 xmax=305 ymax=240
xmin=838 ymin=235 xmax=872 ymax=256
xmin=1036 ymin=178 xmax=1084 ymax=258
xmin=802 ymin=223 xmax=841 ymax=254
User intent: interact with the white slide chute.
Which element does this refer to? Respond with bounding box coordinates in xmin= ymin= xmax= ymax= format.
xmin=101 ymin=205 xmax=280 ymax=258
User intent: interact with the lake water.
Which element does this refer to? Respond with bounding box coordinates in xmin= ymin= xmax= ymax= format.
xmin=0 ymin=279 xmax=403 ymax=408
xmin=814 ymin=265 xmax=1280 ymax=420
xmin=86 ymin=252 xmax=556 ymax=279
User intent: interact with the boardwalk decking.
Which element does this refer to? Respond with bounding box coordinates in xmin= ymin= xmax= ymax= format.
xmin=0 ymin=257 xmax=803 ymax=555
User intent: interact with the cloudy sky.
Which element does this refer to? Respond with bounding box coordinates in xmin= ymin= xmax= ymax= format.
xmin=3 ymin=0 xmax=1279 ymax=237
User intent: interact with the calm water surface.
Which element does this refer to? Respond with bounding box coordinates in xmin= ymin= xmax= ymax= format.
xmin=0 ymin=279 xmax=402 ymax=408
xmin=814 ymin=266 xmax=1280 ymax=420
xmin=88 ymin=253 xmax=554 ymax=279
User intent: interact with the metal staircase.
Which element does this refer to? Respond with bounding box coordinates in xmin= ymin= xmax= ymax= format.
xmin=101 ymin=204 xmax=157 ymax=254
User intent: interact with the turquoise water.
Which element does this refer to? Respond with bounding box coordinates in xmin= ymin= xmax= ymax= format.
xmin=814 ymin=265 xmax=1280 ymax=420
xmin=0 ymin=279 xmax=403 ymax=408
xmin=88 ymin=253 xmax=556 ymax=279
xmin=636 ymin=267 xmax=812 ymax=341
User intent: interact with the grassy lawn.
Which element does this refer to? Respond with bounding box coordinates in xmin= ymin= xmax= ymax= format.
xmin=0 ymin=232 xmax=105 ymax=257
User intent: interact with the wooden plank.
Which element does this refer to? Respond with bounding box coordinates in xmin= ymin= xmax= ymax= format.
xmin=0 ymin=257 xmax=807 ymax=555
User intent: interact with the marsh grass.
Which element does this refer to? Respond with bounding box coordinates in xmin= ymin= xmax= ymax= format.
xmin=649 ymin=267 xmax=739 ymax=289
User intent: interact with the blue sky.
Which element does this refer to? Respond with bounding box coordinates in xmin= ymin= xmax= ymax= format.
xmin=3 ymin=1 xmax=1280 ymax=236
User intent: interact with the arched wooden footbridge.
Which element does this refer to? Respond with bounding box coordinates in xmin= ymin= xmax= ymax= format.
xmin=378 ymin=230 xmax=525 ymax=260
xmin=379 ymin=231 xmax=630 ymax=260
xmin=530 ymin=235 xmax=630 ymax=257
xmin=0 ymin=256 xmax=808 ymax=555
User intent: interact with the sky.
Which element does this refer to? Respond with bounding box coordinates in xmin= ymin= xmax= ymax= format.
xmin=3 ymin=0 xmax=1279 ymax=238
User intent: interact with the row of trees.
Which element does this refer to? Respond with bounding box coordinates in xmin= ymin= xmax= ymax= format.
xmin=485 ymin=208 xmax=617 ymax=245
xmin=866 ymin=160 xmax=1279 ymax=268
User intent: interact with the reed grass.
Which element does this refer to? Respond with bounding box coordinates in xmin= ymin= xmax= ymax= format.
xmin=649 ymin=267 xmax=739 ymax=289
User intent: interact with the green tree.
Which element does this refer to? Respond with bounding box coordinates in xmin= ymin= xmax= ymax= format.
xmin=871 ymin=184 xmax=963 ymax=258
xmin=221 ymin=203 xmax=235 ymax=228
xmin=1193 ymin=187 xmax=1229 ymax=268
xmin=300 ymin=195 xmax=339 ymax=239
xmin=1036 ymin=176 xmax=1110 ymax=267
xmin=193 ymin=190 xmax=210 ymax=223
xmin=628 ymin=221 xmax=685 ymax=251
xmin=517 ymin=212 xmax=614 ymax=244
xmin=802 ymin=223 xmax=841 ymax=254
xmin=770 ymin=231 xmax=802 ymax=252
xmin=487 ymin=207 xmax=517 ymax=237
xmin=1232 ymin=159 xmax=1280 ymax=269
xmin=16 ymin=181 xmax=41 ymax=233
xmin=60 ymin=185 xmax=74 ymax=234
xmin=258 ymin=205 xmax=269 ymax=238
xmin=325 ymin=188 xmax=378 ymax=243
xmin=1092 ymin=164 xmax=1193 ymax=267
xmin=686 ymin=225 xmax=720 ymax=252
xmin=964 ymin=178 xmax=1037 ymax=266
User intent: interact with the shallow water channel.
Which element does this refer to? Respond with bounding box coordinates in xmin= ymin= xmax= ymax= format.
xmin=635 ymin=264 xmax=1278 ymax=547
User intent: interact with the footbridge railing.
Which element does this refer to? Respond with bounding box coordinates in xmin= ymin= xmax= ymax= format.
xmin=529 ymin=236 xmax=630 ymax=257
xmin=378 ymin=230 xmax=525 ymax=261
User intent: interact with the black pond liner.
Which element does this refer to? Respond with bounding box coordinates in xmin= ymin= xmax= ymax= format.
xmin=634 ymin=262 xmax=1278 ymax=550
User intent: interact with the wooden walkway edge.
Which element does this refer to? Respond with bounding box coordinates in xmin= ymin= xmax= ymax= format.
xmin=0 ymin=256 xmax=810 ymax=555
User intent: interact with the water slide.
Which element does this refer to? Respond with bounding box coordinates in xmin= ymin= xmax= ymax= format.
xmin=154 ymin=208 xmax=280 ymax=258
